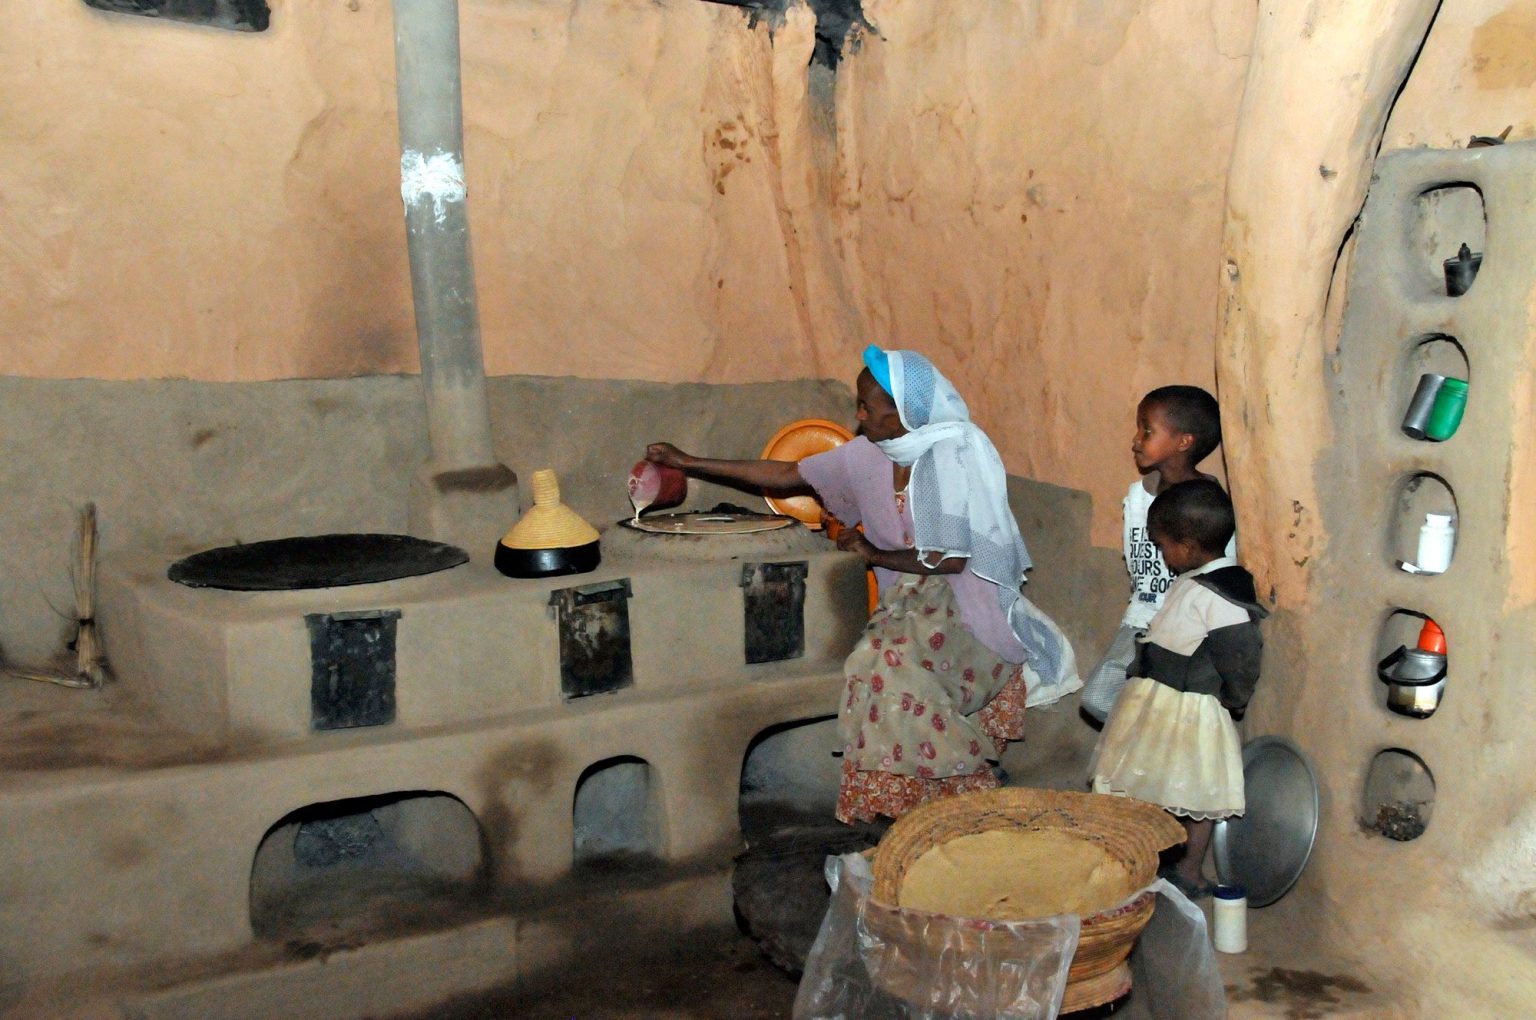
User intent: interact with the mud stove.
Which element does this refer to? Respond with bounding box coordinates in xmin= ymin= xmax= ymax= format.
xmin=0 ymin=524 xmax=865 ymax=1019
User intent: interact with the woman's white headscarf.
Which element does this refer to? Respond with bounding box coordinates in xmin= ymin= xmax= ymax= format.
xmin=867 ymin=346 xmax=1078 ymax=706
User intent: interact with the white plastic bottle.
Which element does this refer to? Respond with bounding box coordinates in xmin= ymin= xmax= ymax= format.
xmin=1415 ymin=513 xmax=1456 ymax=574
xmin=1212 ymin=885 xmax=1248 ymax=953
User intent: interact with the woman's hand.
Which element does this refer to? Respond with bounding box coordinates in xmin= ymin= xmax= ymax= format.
xmin=644 ymin=445 xmax=805 ymax=492
xmin=823 ymin=514 xmax=963 ymax=575
xmin=646 ymin=443 xmax=693 ymax=471
xmin=822 ymin=513 xmax=873 ymax=557
xmin=835 ymin=526 xmax=877 ymax=560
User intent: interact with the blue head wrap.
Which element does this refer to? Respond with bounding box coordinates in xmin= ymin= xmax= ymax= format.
xmin=861 ymin=344 xmax=893 ymax=399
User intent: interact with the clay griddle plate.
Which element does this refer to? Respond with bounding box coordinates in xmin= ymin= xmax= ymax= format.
xmin=169 ymin=533 xmax=468 ymax=590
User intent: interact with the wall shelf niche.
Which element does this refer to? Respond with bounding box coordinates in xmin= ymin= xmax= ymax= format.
xmin=1388 ymin=473 xmax=1458 ymax=575
xmin=1373 ymin=608 xmax=1448 ymax=719
xmin=1411 ymin=183 xmax=1486 ymax=299
xmin=1361 ymin=748 xmax=1436 ymax=842
xmin=1397 ymin=335 xmax=1470 ymax=443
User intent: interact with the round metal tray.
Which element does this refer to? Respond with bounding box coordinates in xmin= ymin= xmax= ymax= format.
xmin=1212 ymin=735 xmax=1319 ymax=907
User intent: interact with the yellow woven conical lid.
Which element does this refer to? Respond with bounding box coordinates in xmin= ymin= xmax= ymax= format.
xmin=500 ymin=470 xmax=600 ymax=550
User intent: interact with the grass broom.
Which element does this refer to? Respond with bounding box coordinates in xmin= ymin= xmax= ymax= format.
xmin=4 ymin=502 xmax=108 ymax=690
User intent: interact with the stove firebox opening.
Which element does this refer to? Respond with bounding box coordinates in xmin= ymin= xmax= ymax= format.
xmin=250 ymin=791 xmax=485 ymax=940
xmin=735 ymin=716 xmax=884 ymax=974
xmin=573 ymin=755 xmax=664 ymax=866
xmin=738 ymin=715 xmax=841 ymax=838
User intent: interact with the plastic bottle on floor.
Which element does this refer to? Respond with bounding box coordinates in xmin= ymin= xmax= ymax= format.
xmin=1213 ymin=884 xmax=1248 ymax=953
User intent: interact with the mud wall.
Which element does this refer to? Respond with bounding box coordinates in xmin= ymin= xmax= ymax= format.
xmin=0 ymin=375 xmax=841 ymax=664
xmin=1 ymin=1 xmax=1252 ymax=547
xmin=1385 ymin=1 xmax=1536 ymax=149
xmin=0 ymin=374 xmax=1118 ymax=720
xmin=833 ymin=1 xmax=1252 ymax=540
xmin=1222 ymin=3 xmax=1536 ymax=1016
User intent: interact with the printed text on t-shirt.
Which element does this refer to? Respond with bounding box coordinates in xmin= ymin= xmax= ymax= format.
xmin=1128 ymin=525 xmax=1173 ymax=601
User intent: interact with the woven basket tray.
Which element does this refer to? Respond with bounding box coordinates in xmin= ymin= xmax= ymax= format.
xmin=871 ymin=788 xmax=1185 ymax=1012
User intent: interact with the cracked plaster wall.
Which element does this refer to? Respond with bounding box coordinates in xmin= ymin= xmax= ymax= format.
xmin=1239 ymin=3 xmax=1536 ymax=1016
xmin=1385 ymin=0 xmax=1536 ymax=149
xmin=2 ymin=0 xmax=1253 ymax=548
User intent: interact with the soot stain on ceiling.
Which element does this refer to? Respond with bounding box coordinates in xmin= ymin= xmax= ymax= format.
xmin=702 ymin=0 xmax=869 ymax=68
xmin=83 ymin=0 xmax=271 ymax=32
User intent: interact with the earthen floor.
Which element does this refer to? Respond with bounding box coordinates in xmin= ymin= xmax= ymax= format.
xmin=403 ymin=894 xmax=1408 ymax=1020
xmin=1211 ymin=896 xmax=1409 ymax=1020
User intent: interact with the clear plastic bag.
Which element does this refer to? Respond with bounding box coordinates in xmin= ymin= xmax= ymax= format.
xmin=793 ymin=853 xmax=1081 ymax=1020
xmin=1115 ymin=879 xmax=1226 ymax=1020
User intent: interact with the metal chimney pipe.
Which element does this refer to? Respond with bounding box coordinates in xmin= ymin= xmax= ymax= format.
xmin=392 ymin=0 xmax=518 ymax=551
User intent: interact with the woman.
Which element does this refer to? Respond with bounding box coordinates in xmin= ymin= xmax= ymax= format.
xmin=647 ymin=346 xmax=1078 ymax=822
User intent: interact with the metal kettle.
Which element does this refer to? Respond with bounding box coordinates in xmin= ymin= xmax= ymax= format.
xmin=1376 ymin=619 xmax=1447 ymax=718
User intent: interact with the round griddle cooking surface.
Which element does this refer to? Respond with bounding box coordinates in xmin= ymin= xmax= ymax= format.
xmin=623 ymin=512 xmax=796 ymax=535
xmin=168 ymin=533 xmax=469 ymax=591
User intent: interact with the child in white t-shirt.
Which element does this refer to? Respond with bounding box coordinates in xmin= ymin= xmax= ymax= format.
xmin=1081 ymin=386 xmax=1231 ymax=722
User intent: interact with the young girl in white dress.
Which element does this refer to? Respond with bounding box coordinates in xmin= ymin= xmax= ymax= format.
xmin=1090 ymin=479 xmax=1265 ymax=899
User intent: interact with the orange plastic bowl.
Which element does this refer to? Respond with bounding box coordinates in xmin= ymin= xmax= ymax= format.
xmin=759 ymin=418 xmax=855 ymax=528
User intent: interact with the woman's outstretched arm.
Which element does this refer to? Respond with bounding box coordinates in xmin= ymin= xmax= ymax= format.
xmin=646 ymin=442 xmax=806 ymax=492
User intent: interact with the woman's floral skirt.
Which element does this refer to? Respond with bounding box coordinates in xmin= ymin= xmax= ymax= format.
xmin=835 ymin=575 xmax=1028 ymax=824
